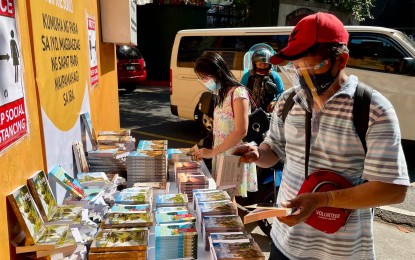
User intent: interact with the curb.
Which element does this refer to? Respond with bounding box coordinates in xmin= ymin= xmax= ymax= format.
xmin=375 ymin=206 xmax=415 ymax=227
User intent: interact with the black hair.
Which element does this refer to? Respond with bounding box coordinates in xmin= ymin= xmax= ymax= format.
xmin=194 ymin=52 xmax=242 ymax=106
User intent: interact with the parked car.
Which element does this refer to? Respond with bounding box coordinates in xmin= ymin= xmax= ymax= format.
xmin=116 ymin=45 xmax=147 ymax=93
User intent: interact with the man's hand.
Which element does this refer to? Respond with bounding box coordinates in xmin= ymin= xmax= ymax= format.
xmin=232 ymin=144 xmax=259 ymax=163
xmin=277 ymin=192 xmax=327 ymax=227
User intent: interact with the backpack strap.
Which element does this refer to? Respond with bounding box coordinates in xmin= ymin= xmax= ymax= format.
xmin=282 ymin=89 xmax=297 ymax=122
xmin=353 ymin=82 xmax=373 ymax=154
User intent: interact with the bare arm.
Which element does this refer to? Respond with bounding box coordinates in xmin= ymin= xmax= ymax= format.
xmin=278 ymin=181 xmax=408 ymax=227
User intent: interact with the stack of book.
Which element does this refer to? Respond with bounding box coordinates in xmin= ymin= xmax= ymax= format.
xmin=155 ymin=222 xmax=198 ymax=260
xmin=155 ymin=193 xmax=188 ymax=208
xmin=167 ymin=148 xmax=193 ymax=164
xmin=202 ymin=215 xmax=245 ymax=250
xmin=87 ymin=151 xmax=128 ymax=176
xmin=89 ymin=228 xmax=148 ymax=260
xmin=195 ymin=200 xmax=237 ymax=234
xmin=126 ymin=149 xmax=168 ymax=186
xmin=173 ymin=161 xmax=202 ymax=183
xmin=208 ymin=232 xmax=265 ymax=260
xmin=177 ymin=173 xmax=209 ymax=202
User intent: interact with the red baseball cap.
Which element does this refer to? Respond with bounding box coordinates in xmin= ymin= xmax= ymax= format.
xmin=270 ymin=12 xmax=349 ymax=65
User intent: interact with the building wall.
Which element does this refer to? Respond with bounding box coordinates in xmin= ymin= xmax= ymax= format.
xmin=0 ymin=0 xmax=120 ymax=258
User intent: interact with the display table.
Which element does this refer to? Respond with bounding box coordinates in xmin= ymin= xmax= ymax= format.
xmin=147 ymin=160 xmax=216 ymax=260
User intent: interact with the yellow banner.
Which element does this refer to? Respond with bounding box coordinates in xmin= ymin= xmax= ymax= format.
xmin=30 ymin=0 xmax=86 ymax=131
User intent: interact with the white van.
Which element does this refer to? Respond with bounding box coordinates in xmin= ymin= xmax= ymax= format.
xmin=169 ymin=26 xmax=415 ymax=143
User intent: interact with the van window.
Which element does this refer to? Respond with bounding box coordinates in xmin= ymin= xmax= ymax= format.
xmin=177 ymin=35 xmax=289 ymax=70
xmin=348 ymin=34 xmax=406 ymax=74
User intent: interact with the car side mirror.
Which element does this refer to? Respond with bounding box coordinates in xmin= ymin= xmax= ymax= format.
xmin=399 ymin=57 xmax=415 ymax=75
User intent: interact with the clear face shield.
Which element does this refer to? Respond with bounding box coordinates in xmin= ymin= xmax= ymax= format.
xmin=278 ymin=58 xmax=337 ymax=110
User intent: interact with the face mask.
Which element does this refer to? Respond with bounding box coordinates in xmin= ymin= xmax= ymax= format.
xmin=299 ymin=67 xmax=338 ymax=95
xmin=203 ymin=78 xmax=219 ymax=93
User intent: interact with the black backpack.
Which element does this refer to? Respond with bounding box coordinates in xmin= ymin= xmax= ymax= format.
xmin=282 ymin=82 xmax=373 ymax=153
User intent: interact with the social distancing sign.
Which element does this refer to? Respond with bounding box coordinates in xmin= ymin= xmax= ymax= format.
xmin=0 ymin=0 xmax=28 ymax=152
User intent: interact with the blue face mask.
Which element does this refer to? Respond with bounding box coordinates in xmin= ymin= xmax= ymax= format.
xmin=203 ymin=78 xmax=220 ymax=93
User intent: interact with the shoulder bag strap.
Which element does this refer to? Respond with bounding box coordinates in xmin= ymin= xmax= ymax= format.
xmin=353 ymin=82 xmax=373 ymax=154
xmin=282 ymin=90 xmax=297 ymax=122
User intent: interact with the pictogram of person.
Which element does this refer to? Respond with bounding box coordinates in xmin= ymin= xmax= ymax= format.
xmin=10 ymin=30 xmax=20 ymax=83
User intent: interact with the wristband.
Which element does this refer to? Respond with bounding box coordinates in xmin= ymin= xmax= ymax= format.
xmin=328 ymin=191 xmax=335 ymax=207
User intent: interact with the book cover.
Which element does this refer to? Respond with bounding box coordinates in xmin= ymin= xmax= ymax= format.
xmin=211 ymin=241 xmax=265 ymax=260
xmin=215 ymin=154 xmax=244 ymax=188
xmin=136 ymin=139 xmax=168 ymax=151
xmin=49 ymin=205 xmax=82 ymax=223
xmin=48 ymin=165 xmax=85 ymax=199
xmin=101 ymin=213 xmax=153 ymax=228
xmin=114 ymin=192 xmax=150 ymax=205
xmin=155 ymin=206 xmax=188 ymax=214
xmin=109 ymin=204 xmax=151 ymax=213
xmin=7 ymin=185 xmax=76 ymax=253
xmin=90 ymin=228 xmax=148 ymax=253
xmin=81 ymin=113 xmax=98 ymax=148
xmin=72 ymin=141 xmax=90 ymax=173
xmin=87 ymin=148 xmax=119 ymax=158
xmin=88 ymin=250 xmax=146 ymax=260
xmin=156 ymin=193 xmax=188 ymax=207
xmin=155 ymin=212 xmax=196 ymax=224
xmin=76 ymin=172 xmax=110 ymax=187
xmin=194 ymin=190 xmax=230 ymax=204
xmin=97 ymin=129 xmax=131 ymax=136
xmin=27 ymin=170 xmax=58 ymax=222
xmin=7 ymin=185 xmax=46 ymax=245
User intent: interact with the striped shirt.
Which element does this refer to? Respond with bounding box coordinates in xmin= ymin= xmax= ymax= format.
xmin=263 ymin=75 xmax=409 ymax=260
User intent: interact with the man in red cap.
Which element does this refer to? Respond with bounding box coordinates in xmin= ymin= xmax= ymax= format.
xmin=234 ymin=12 xmax=409 ymax=259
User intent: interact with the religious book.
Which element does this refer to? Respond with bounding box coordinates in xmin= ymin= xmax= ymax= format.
xmin=27 ymin=170 xmax=82 ymax=224
xmin=72 ymin=141 xmax=90 ymax=173
xmin=215 ymin=154 xmax=244 ymax=188
xmin=109 ymin=204 xmax=151 ymax=213
xmin=81 ymin=112 xmax=98 ymax=148
xmin=76 ymin=172 xmax=111 ymax=188
xmin=155 ymin=212 xmax=196 ymax=224
xmin=101 ymin=212 xmax=153 ymax=228
xmin=243 ymin=204 xmax=292 ymax=225
xmin=97 ymin=129 xmax=131 ymax=136
xmin=90 ymin=227 xmax=148 ymax=253
xmin=48 ymin=165 xmax=85 ymax=199
xmin=210 ymin=239 xmax=265 ymax=260
xmin=7 ymin=185 xmax=76 ymax=255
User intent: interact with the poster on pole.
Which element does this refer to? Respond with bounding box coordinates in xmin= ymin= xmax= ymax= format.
xmin=0 ymin=0 xmax=28 ymax=153
xmin=87 ymin=16 xmax=98 ymax=88
xmin=28 ymin=1 xmax=91 ymax=203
